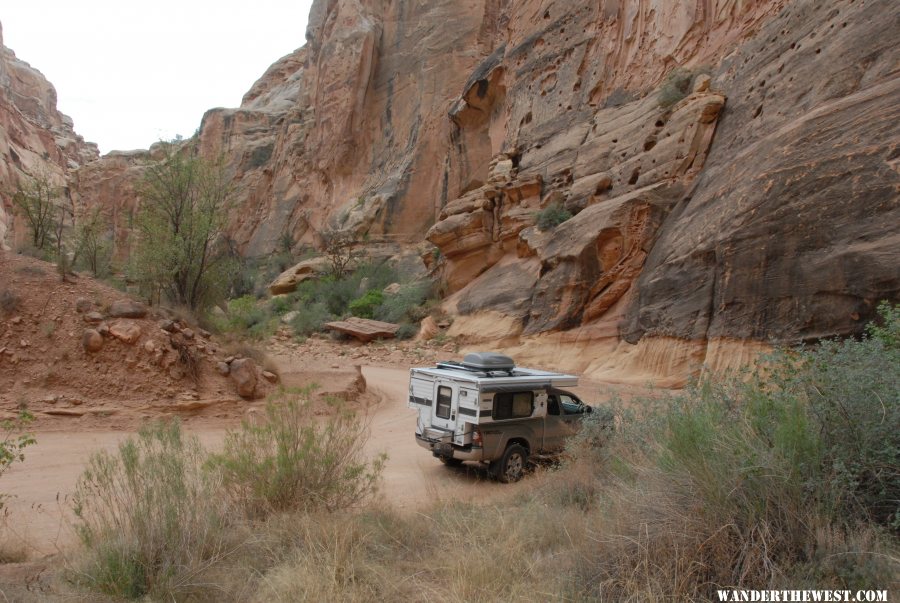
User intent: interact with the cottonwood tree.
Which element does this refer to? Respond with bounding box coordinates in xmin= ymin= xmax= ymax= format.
xmin=11 ymin=171 xmax=61 ymax=252
xmin=73 ymin=207 xmax=113 ymax=277
xmin=131 ymin=143 xmax=236 ymax=310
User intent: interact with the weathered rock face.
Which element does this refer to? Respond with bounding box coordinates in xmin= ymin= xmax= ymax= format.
xmin=68 ymin=0 xmax=899 ymax=382
xmin=0 ymin=21 xmax=98 ymax=249
xmin=624 ymin=1 xmax=900 ymax=345
xmin=435 ymin=0 xmax=900 ymax=381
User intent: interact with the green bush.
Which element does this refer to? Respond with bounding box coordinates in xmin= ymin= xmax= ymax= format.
xmin=395 ymin=323 xmax=419 ymax=340
xmin=788 ymin=303 xmax=900 ymax=529
xmin=534 ymin=203 xmax=572 ymax=231
xmin=374 ymin=281 xmax=432 ymax=324
xmin=564 ymin=303 xmax=900 ymax=598
xmin=0 ymin=411 xmax=35 ymax=511
xmin=269 ymin=295 xmax=292 ymax=316
xmin=290 ymin=302 xmax=332 ymax=336
xmin=218 ymin=295 xmax=276 ymax=339
xmin=209 ymin=388 xmax=385 ymax=519
xmin=349 ymin=290 xmax=384 ymax=319
xmin=72 ymin=422 xmax=232 ymax=599
xmin=291 ymin=261 xmax=400 ymax=319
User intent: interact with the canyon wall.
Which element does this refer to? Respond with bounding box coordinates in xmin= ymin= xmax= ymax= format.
xmin=68 ymin=0 xmax=900 ymax=383
xmin=0 ymin=21 xmax=98 ymax=250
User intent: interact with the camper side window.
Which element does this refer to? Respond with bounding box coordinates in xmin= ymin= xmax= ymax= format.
xmin=436 ymin=386 xmax=452 ymax=419
xmin=492 ymin=392 xmax=534 ymax=420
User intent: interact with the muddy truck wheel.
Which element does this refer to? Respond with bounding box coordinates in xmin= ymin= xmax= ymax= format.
xmin=492 ymin=443 xmax=528 ymax=483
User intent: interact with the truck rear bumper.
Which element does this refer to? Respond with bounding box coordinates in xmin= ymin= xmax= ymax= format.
xmin=415 ymin=433 xmax=484 ymax=462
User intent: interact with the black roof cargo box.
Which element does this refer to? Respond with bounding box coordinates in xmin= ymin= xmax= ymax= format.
xmin=460 ymin=352 xmax=515 ymax=371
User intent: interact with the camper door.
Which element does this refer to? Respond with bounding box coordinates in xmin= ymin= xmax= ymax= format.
xmin=431 ymin=380 xmax=458 ymax=431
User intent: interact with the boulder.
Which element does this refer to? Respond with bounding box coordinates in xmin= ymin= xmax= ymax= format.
xmin=216 ymin=361 xmax=230 ymax=376
xmin=268 ymin=257 xmax=329 ymax=295
xmin=109 ymin=300 xmax=148 ymax=319
xmin=82 ymin=329 xmax=103 ymax=353
xmin=325 ymin=317 xmax=400 ymax=342
xmin=75 ymin=298 xmax=94 ymax=313
xmin=262 ymin=370 xmax=278 ymax=383
xmin=109 ymin=320 xmax=142 ymax=344
xmin=230 ymin=358 xmax=259 ymax=398
xmin=83 ymin=311 xmax=104 ymax=324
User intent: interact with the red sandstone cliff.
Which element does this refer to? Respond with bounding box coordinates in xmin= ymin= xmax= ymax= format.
xmin=62 ymin=1 xmax=900 ymax=382
xmin=0 ymin=21 xmax=98 ymax=249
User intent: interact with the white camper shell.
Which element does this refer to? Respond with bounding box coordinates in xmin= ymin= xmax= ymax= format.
xmin=410 ymin=352 xmax=588 ymax=480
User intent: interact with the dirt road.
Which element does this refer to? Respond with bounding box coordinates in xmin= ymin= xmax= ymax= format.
xmin=361 ymin=365 xmax=521 ymax=507
xmin=1 ymin=365 xmax=521 ymax=556
xmin=1 ymin=429 xmax=229 ymax=557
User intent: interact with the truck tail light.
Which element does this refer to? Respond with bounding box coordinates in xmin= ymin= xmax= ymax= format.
xmin=472 ymin=426 xmax=482 ymax=446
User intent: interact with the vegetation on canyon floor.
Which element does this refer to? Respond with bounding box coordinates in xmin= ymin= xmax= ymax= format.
xmin=57 ymin=303 xmax=898 ymax=601
xmin=215 ymin=259 xmax=435 ymax=342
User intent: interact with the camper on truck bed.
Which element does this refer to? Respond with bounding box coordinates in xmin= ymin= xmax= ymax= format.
xmin=409 ymin=352 xmax=594 ymax=482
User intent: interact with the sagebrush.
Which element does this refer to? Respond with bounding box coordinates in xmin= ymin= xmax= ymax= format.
xmin=535 ymin=203 xmax=572 ymax=230
xmin=210 ymin=387 xmax=385 ymax=518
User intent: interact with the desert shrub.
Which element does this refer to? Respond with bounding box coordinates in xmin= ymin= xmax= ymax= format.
xmin=395 ymin=323 xmax=419 ymax=340
xmin=0 ymin=289 xmax=21 ymax=315
xmin=289 ymin=261 xmax=401 ymax=322
xmin=290 ymin=302 xmax=332 ymax=336
xmin=270 ymin=294 xmax=292 ymax=315
xmin=534 ymin=203 xmax=572 ymax=231
xmin=227 ymin=295 xmax=264 ymax=328
xmin=375 ymin=281 xmax=432 ymax=324
xmin=0 ymin=411 xmax=35 ymax=512
xmin=170 ymin=336 xmax=201 ymax=384
xmin=72 ymin=422 xmax=233 ymax=599
xmin=657 ymin=66 xmax=712 ymax=108
xmin=658 ymin=67 xmax=695 ymax=108
xmin=788 ymin=302 xmax=900 ymax=529
xmin=215 ymin=295 xmax=276 ymax=339
xmin=210 ymin=388 xmax=385 ymax=519
xmin=349 ymin=290 xmax=384 ymax=319
xmin=563 ymin=304 xmax=900 ymax=599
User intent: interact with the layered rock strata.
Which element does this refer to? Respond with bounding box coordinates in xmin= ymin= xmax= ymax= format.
xmin=67 ymin=0 xmax=899 ymax=383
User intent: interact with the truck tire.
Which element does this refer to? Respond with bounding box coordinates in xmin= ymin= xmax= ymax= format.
xmin=491 ymin=443 xmax=528 ymax=483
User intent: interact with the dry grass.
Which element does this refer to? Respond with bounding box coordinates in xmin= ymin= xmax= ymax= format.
xmin=211 ymin=388 xmax=384 ymax=518
xmin=70 ymin=422 xmax=237 ymax=599
xmin=0 ymin=524 xmax=30 ymax=564
xmin=56 ymin=310 xmax=900 ymax=600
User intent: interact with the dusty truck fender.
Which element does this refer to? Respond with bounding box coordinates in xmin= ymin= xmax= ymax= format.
xmin=479 ymin=418 xmax=542 ymax=460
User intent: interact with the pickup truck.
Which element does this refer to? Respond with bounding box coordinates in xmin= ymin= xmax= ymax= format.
xmin=409 ymin=352 xmax=594 ymax=482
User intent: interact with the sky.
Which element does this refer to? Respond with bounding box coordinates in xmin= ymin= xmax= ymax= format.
xmin=2 ymin=1 xmax=314 ymax=154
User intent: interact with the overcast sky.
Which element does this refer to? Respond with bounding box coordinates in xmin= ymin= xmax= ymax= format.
xmin=2 ymin=1 xmax=314 ymax=154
